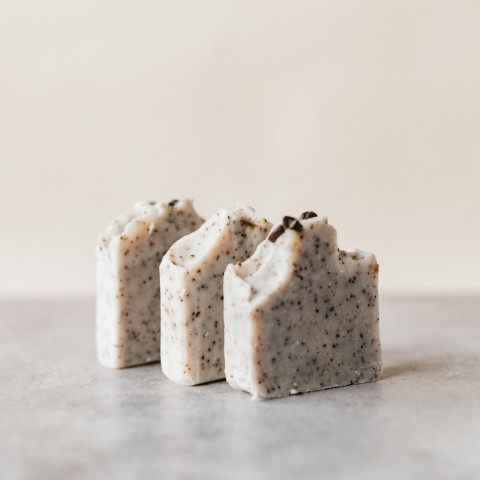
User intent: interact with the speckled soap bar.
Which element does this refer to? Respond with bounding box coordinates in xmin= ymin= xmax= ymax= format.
xmin=96 ymin=199 xmax=203 ymax=368
xmin=224 ymin=212 xmax=381 ymax=399
xmin=160 ymin=206 xmax=272 ymax=385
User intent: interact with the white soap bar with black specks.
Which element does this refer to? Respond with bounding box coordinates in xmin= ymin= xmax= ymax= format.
xmin=96 ymin=199 xmax=203 ymax=368
xmin=224 ymin=212 xmax=381 ymax=399
xmin=160 ymin=206 xmax=272 ymax=385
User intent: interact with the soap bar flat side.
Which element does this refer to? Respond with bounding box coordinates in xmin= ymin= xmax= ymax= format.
xmin=224 ymin=213 xmax=381 ymax=399
xmin=96 ymin=199 xmax=203 ymax=368
xmin=160 ymin=206 xmax=272 ymax=385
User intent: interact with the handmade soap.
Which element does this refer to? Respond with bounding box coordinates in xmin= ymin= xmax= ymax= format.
xmin=96 ymin=199 xmax=203 ymax=368
xmin=224 ymin=212 xmax=381 ymax=399
xmin=160 ymin=206 xmax=272 ymax=385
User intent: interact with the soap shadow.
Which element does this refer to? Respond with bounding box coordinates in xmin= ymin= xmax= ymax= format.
xmin=380 ymin=353 xmax=450 ymax=381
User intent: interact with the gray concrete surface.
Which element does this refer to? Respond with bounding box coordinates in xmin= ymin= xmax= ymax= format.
xmin=0 ymin=296 xmax=479 ymax=479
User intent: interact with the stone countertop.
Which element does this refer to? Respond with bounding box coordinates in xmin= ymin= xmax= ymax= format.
xmin=1 ymin=296 xmax=479 ymax=480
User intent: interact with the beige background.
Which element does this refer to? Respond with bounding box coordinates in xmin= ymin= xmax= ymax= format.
xmin=1 ymin=0 xmax=479 ymax=297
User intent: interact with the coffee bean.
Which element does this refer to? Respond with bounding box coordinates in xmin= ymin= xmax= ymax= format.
xmin=282 ymin=216 xmax=296 ymax=228
xmin=268 ymin=225 xmax=286 ymax=242
xmin=283 ymin=216 xmax=303 ymax=232
xmin=300 ymin=211 xmax=318 ymax=220
xmin=290 ymin=220 xmax=303 ymax=232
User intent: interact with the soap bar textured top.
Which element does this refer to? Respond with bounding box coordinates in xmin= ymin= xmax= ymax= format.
xmin=96 ymin=199 xmax=203 ymax=368
xmin=160 ymin=206 xmax=272 ymax=385
xmin=224 ymin=212 xmax=381 ymax=399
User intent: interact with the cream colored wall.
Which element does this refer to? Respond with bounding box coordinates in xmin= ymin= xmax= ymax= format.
xmin=1 ymin=1 xmax=479 ymax=297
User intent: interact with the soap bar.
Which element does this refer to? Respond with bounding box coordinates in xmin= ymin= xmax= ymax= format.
xmin=160 ymin=206 xmax=272 ymax=385
xmin=224 ymin=212 xmax=381 ymax=399
xmin=96 ymin=199 xmax=203 ymax=368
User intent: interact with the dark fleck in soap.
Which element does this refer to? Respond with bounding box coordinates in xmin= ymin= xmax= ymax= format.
xmin=96 ymin=199 xmax=203 ymax=368
xmin=160 ymin=206 xmax=272 ymax=385
xmin=224 ymin=213 xmax=381 ymax=399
